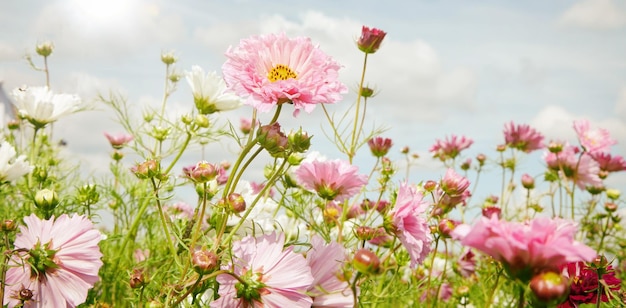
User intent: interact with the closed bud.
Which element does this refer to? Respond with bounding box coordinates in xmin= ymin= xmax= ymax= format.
xmin=17 ymin=286 xmax=34 ymax=302
xmin=360 ymin=86 xmax=376 ymax=98
xmin=460 ymin=158 xmax=471 ymax=171
xmin=423 ymin=180 xmax=438 ymax=192
xmin=496 ymin=144 xmax=506 ymax=152
xmin=143 ymin=110 xmax=155 ymax=123
xmin=257 ymin=122 xmax=289 ymax=158
xmin=438 ymin=219 xmax=459 ymax=238
xmin=530 ymin=271 xmax=569 ymax=303
xmin=192 ymin=249 xmax=218 ymax=275
xmin=183 ymin=161 xmax=217 ymax=183
xmin=1 ymin=219 xmax=16 ymax=232
xmin=194 ymin=114 xmax=210 ymax=128
xmin=7 ymin=119 xmax=20 ymax=130
xmin=152 ymin=126 xmax=170 ymax=141
xmin=132 ymin=160 xmax=160 ymax=179
xmin=606 ymin=188 xmax=620 ymax=200
xmin=548 ymin=141 xmax=563 ymax=153
xmin=240 ymin=118 xmax=253 ymax=134
xmin=130 ymin=269 xmax=147 ymax=289
xmin=482 ymin=206 xmax=501 ymax=219
xmin=112 ymin=150 xmax=125 ymax=161
xmin=355 ymin=226 xmax=383 ymax=241
xmin=357 ymin=26 xmax=387 ymax=54
xmin=181 ymin=114 xmax=193 ymax=125
xmin=160 ymin=51 xmax=177 ymax=65
xmin=368 ymin=137 xmax=393 ymax=158
xmin=36 ymin=41 xmax=54 ymax=57
xmin=227 ymin=193 xmax=246 ymax=213
xmin=288 ymin=128 xmax=312 ymax=153
xmin=76 ymin=184 xmax=99 ymax=206
xmin=476 ymin=153 xmax=487 ymax=165
xmin=521 ymin=174 xmax=535 ymax=190
xmin=353 ymin=249 xmax=381 ymax=275
xmin=35 ymin=189 xmax=59 ymax=211
xmin=401 ymin=146 xmax=409 ymax=154
xmin=287 ymin=153 xmax=305 ymax=166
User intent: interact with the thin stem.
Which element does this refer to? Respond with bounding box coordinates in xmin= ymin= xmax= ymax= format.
xmin=163 ymin=132 xmax=192 ymax=176
xmin=151 ymin=178 xmax=179 ymax=265
xmin=320 ymin=104 xmax=349 ymax=154
xmin=349 ymin=53 xmax=369 ymax=163
xmin=517 ymin=286 xmax=525 ymax=308
xmin=43 ymin=56 xmax=50 ymax=89
xmin=0 ymin=233 xmax=12 ymax=307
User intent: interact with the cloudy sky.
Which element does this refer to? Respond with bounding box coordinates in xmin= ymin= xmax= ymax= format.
xmin=1 ymin=0 xmax=625 ymax=200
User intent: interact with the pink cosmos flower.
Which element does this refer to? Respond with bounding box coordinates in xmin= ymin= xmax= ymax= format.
xmin=295 ymin=159 xmax=367 ymax=202
xmin=389 ymin=182 xmax=432 ymax=268
xmin=367 ymin=136 xmax=393 ymax=158
xmin=222 ymin=33 xmax=347 ymax=116
xmin=455 ymin=215 xmax=596 ymax=281
xmin=590 ymin=152 xmax=626 ymax=173
xmin=503 ymin=121 xmax=544 ymax=153
xmin=357 ymin=26 xmax=387 ymax=54
xmin=212 ymin=232 xmax=314 ymax=308
xmin=306 ymin=236 xmax=355 ymax=307
xmin=440 ymin=168 xmax=470 ymax=197
xmin=103 ymin=132 xmax=133 ymax=149
xmin=3 ymin=214 xmax=103 ymax=307
xmin=164 ymin=202 xmax=194 ymax=221
xmin=558 ymin=261 xmax=621 ymax=307
xmin=544 ymin=144 xmax=603 ymax=189
xmin=429 ymin=135 xmax=473 ymax=161
xmin=573 ymin=119 xmax=616 ymax=154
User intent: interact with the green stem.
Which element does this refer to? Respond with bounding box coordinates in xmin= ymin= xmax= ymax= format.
xmin=163 ymin=132 xmax=192 ymax=176
xmin=517 ymin=285 xmax=525 ymax=308
xmin=349 ymin=53 xmax=369 ymax=163
xmin=151 ymin=178 xmax=179 ymax=265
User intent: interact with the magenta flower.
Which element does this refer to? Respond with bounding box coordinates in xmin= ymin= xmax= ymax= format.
xmin=544 ymin=144 xmax=603 ymax=189
xmin=367 ymin=136 xmax=393 ymax=158
xmin=573 ymin=119 xmax=616 ymax=154
xmin=440 ymin=168 xmax=470 ymax=197
xmin=429 ymin=135 xmax=473 ymax=161
xmin=590 ymin=152 xmax=626 ymax=173
xmin=212 ymin=232 xmax=313 ymax=308
xmin=456 ymin=215 xmax=596 ymax=281
xmin=357 ymin=26 xmax=387 ymax=54
xmin=222 ymin=33 xmax=347 ymax=116
xmin=103 ymin=132 xmax=133 ymax=149
xmin=389 ymin=182 xmax=432 ymax=268
xmin=3 ymin=214 xmax=103 ymax=307
xmin=503 ymin=121 xmax=544 ymax=153
xmin=295 ymin=159 xmax=367 ymax=202
xmin=306 ymin=236 xmax=355 ymax=307
xmin=558 ymin=261 xmax=621 ymax=307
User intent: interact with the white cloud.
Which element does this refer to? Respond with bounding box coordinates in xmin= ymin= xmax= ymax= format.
xmin=559 ymin=0 xmax=626 ymax=30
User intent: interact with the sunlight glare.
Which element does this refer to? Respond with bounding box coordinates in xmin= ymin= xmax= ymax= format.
xmin=66 ymin=0 xmax=138 ymax=34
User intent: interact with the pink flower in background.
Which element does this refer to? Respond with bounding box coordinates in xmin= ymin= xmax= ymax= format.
xmin=544 ymin=144 xmax=603 ymax=189
xmin=429 ymin=135 xmax=473 ymax=161
xmin=3 ymin=214 xmax=103 ymax=307
xmin=389 ymin=183 xmax=432 ymax=268
xmin=212 ymin=232 xmax=313 ymax=308
xmin=306 ymin=236 xmax=354 ymax=307
xmin=558 ymin=261 xmax=621 ymax=307
xmin=573 ymin=119 xmax=616 ymax=154
xmin=440 ymin=168 xmax=470 ymax=197
xmin=222 ymin=33 xmax=347 ymax=116
xmin=457 ymin=249 xmax=476 ymax=278
xmin=295 ymin=159 xmax=367 ymax=202
xmin=367 ymin=136 xmax=393 ymax=158
xmin=456 ymin=215 xmax=596 ymax=281
xmin=164 ymin=202 xmax=194 ymax=221
xmin=103 ymin=132 xmax=133 ymax=149
xmin=503 ymin=121 xmax=544 ymax=153
xmin=590 ymin=152 xmax=626 ymax=173
xmin=357 ymin=26 xmax=387 ymax=54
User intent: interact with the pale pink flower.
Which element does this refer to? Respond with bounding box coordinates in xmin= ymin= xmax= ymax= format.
xmin=429 ymin=135 xmax=473 ymax=161
xmin=573 ymin=119 xmax=616 ymax=154
xmin=389 ymin=183 xmax=432 ymax=268
xmin=212 ymin=232 xmax=313 ymax=308
xmin=164 ymin=202 xmax=194 ymax=221
xmin=455 ymin=215 xmax=596 ymax=281
xmin=503 ymin=121 xmax=544 ymax=153
xmin=3 ymin=214 xmax=103 ymax=307
xmin=222 ymin=33 xmax=347 ymax=116
xmin=295 ymin=159 xmax=367 ymax=202
xmin=590 ymin=152 xmax=626 ymax=173
xmin=306 ymin=236 xmax=355 ymax=307
xmin=544 ymin=144 xmax=603 ymax=189
xmin=103 ymin=132 xmax=133 ymax=149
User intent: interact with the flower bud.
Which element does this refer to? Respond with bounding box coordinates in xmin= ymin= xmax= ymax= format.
xmin=547 ymin=141 xmax=563 ymax=153
xmin=257 ymin=122 xmax=288 ymax=158
xmin=353 ymin=249 xmax=381 ymax=275
xmin=130 ymin=269 xmax=147 ymax=289
xmin=476 ymin=153 xmax=487 ymax=166
xmin=132 ymin=160 xmax=160 ymax=179
xmin=360 ymin=86 xmax=376 ymax=98
xmin=161 ymin=51 xmax=177 ymax=65
xmin=76 ymin=184 xmax=100 ymax=206
xmin=529 ymin=271 xmax=569 ymax=303
xmin=357 ymin=26 xmax=387 ymax=54
xmin=152 ymin=126 xmax=170 ymax=141
xmin=288 ymin=128 xmax=312 ymax=153
xmin=35 ymin=189 xmax=59 ymax=211
xmin=368 ymin=137 xmax=393 ymax=158
xmin=460 ymin=158 xmax=471 ymax=171
xmin=7 ymin=119 xmax=20 ymax=130
xmin=240 ymin=118 xmax=253 ymax=134
xmin=36 ymin=41 xmax=54 ymax=57
xmin=482 ymin=206 xmax=501 ymax=219
xmin=401 ymin=146 xmax=409 ymax=154
xmin=606 ymin=188 xmax=621 ymax=200
xmin=521 ymin=174 xmax=535 ymax=190
xmin=438 ymin=219 xmax=459 ymax=238
xmin=104 ymin=132 xmax=133 ymax=149
xmin=605 ymin=202 xmax=618 ymax=213
xmin=112 ymin=150 xmax=125 ymax=161
xmin=423 ymin=180 xmax=438 ymax=192
xmin=496 ymin=144 xmax=506 ymax=152
xmin=355 ymin=226 xmax=383 ymax=241
xmin=192 ymin=249 xmax=218 ymax=275
xmin=181 ymin=114 xmax=193 ymax=125
xmin=227 ymin=193 xmax=246 ymax=213
xmin=17 ymin=286 xmax=34 ymax=302
xmin=1 ymin=219 xmax=16 ymax=232
xmin=194 ymin=115 xmax=210 ymax=128
xmin=183 ymin=161 xmax=217 ymax=183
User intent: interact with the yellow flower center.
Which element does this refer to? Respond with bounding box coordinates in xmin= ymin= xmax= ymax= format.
xmin=267 ymin=64 xmax=297 ymax=82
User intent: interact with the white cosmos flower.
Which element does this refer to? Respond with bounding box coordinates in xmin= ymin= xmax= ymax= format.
xmin=11 ymin=86 xmax=81 ymax=127
xmin=0 ymin=141 xmax=33 ymax=182
xmin=185 ymin=65 xmax=242 ymax=114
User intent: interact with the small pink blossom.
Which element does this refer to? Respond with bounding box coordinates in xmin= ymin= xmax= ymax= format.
xmin=440 ymin=168 xmax=470 ymax=197
xmin=103 ymin=132 xmax=133 ymax=149
xmin=590 ymin=152 xmax=626 ymax=173
xmin=212 ymin=232 xmax=313 ymax=308
xmin=429 ymin=135 xmax=473 ymax=161
xmin=306 ymin=236 xmax=355 ymax=307
xmin=544 ymin=144 xmax=603 ymax=189
xmin=222 ymin=33 xmax=347 ymax=116
xmin=367 ymin=136 xmax=393 ymax=158
xmin=457 ymin=249 xmax=476 ymax=278
xmin=389 ymin=183 xmax=432 ymax=268
xmin=456 ymin=215 xmax=596 ymax=281
xmin=164 ymin=202 xmax=194 ymax=221
xmin=3 ymin=214 xmax=103 ymax=307
xmin=357 ymin=26 xmax=387 ymax=54
xmin=295 ymin=159 xmax=367 ymax=202
xmin=573 ymin=119 xmax=616 ymax=154
xmin=503 ymin=121 xmax=544 ymax=153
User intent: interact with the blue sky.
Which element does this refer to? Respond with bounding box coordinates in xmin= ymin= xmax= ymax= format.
xmin=1 ymin=0 xmax=625 ymax=202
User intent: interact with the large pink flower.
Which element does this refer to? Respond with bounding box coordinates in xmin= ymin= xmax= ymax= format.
xmin=573 ymin=119 xmax=616 ymax=154
xmin=544 ymin=144 xmax=603 ymax=189
xmin=429 ymin=135 xmax=473 ymax=161
xmin=503 ymin=121 xmax=544 ymax=153
xmin=3 ymin=214 xmax=103 ymax=307
xmin=212 ymin=232 xmax=313 ymax=308
xmin=389 ymin=183 xmax=432 ymax=268
xmin=222 ymin=33 xmax=347 ymax=116
xmin=295 ymin=159 xmax=367 ymax=202
xmin=306 ymin=236 xmax=355 ymax=307
xmin=455 ymin=215 xmax=596 ymax=281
